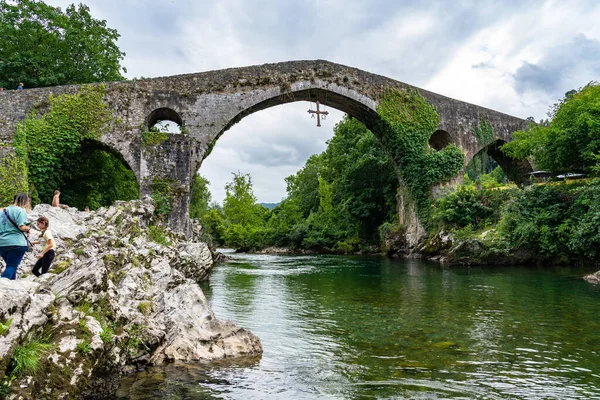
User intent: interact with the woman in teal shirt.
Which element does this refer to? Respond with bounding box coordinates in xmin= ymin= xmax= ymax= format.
xmin=0 ymin=193 xmax=31 ymax=280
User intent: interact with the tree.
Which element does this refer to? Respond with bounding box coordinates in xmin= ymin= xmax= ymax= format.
xmin=221 ymin=172 xmax=269 ymax=250
xmin=268 ymin=116 xmax=399 ymax=250
xmin=284 ymin=154 xmax=324 ymax=218
xmin=322 ymin=117 xmax=398 ymax=241
xmin=0 ymin=0 xmax=125 ymax=89
xmin=14 ymin=85 xmax=112 ymax=204
xmin=189 ymin=174 xmax=211 ymax=220
xmin=59 ymin=145 xmax=138 ymax=210
xmin=223 ymin=172 xmax=263 ymax=226
xmin=502 ymin=82 xmax=600 ymax=173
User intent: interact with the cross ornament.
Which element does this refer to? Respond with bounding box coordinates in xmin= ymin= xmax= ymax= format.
xmin=307 ymin=101 xmax=329 ymax=127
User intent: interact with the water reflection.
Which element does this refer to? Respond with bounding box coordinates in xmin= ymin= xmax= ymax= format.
xmin=120 ymin=252 xmax=600 ymax=399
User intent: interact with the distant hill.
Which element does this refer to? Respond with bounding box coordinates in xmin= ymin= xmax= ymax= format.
xmin=259 ymin=202 xmax=279 ymax=210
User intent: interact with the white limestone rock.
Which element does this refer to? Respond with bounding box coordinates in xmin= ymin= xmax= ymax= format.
xmin=0 ymin=196 xmax=262 ymax=400
xmin=584 ymin=270 xmax=600 ymax=284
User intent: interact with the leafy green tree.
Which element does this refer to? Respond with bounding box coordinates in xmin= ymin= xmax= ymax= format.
xmin=322 ymin=117 xmax=398 ymax=242
xmin=497 ymin=184 xmax=573 ymax=260
xmin=263 ymin=117 xmax=401 ymax=251
xmin=567 ymin=181 xmax=600 ymax=259
xmin=284 ymin=154 xmax=324 ymax=218
xmin=189 ymin=174 xmax=211 ymax=220
xmin=0 ymin=0 xmax=125 ymax=89
xmin=301 ymin=176 xmax=357 ymax=252
xmin=0 ymin=150 xmax=29 ymax=206
xmin=223 ymin=172 xmax=263 ymax=226
xmin=202 ymin=204 xmax=226 ymax=244
xmin=221 ymin=172 xmax=269 ymax=250
xmin=266 ymin=198 xmax=306 ymax=247
xmin=502 ymin=82 xmax=600 ymax=174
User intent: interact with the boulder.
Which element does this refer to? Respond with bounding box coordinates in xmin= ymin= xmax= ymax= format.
xmin=584 ymin=271 xmax=600 ymax=284
xmin=0 ymin=197 xmax=261 ymax=399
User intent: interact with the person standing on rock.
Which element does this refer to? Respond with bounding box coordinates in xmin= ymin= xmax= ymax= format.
xmin=31 ymin=216 xmax=55 ymax=277
xmin=0 ymin=193 xmax=31 ymax=280
xmin=52 ymin=190 xmax=68 ymax=209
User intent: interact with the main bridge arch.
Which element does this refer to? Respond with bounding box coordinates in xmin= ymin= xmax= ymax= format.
xmin=0 ymin=60 xmax=531 ymax=235
xmin=206 ymin=87 xmax=381 ymax=164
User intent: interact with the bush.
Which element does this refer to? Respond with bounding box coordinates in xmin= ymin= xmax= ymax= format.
xmin=432 ymin=185 xmax=492 ymax=228
xmin=495 ymin=182 xmax=599 ymax=261
xmin=565 ymin=180 xmax=600 ymax=259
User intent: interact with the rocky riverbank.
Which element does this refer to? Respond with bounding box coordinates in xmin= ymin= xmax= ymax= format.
xmin=0 ymin=197 xmax=262 ymax=400
xmin=385 ymin=228 xmax=600 ymax=285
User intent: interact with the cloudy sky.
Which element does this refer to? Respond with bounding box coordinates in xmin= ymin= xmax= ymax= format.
xmin=46 ymin=0 xmax=600 ymax=203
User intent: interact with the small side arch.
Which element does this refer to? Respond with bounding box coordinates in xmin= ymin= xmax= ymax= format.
xmin=428 ymin=130 xmax=453 ymax=151
xmin=81 ymin=139 xmax=137 ymax=181
xmin=146 ymin=107 xmax=183 ymax=131
xmin=469 ymin=139 xmax=532 ymax=184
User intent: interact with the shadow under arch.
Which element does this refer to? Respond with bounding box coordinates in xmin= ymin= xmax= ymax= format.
xmin=204 ymin=88 xmax=381 ymax=162
xmin=470 ymin=139 xmax=532 ymax=184
xmin=56 ymin=139 xmax=140 ymax=209
xmin=80 ymin=139 xmax=138 ymax=182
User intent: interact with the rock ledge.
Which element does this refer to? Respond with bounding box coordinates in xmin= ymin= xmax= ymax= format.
xmin=0 ymin=197 xmax=261 ymax=399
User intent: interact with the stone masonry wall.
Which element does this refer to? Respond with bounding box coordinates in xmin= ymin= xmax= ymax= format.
xmin=0 ymin=60 xmax=530 ymax=235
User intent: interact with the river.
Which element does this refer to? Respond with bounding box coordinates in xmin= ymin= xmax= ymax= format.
xmin=116 ymin=251 xmax=600 ymax=399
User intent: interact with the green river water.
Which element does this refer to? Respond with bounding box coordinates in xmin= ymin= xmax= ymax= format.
xmin=116 ymin=251 xmax=600 ymax=399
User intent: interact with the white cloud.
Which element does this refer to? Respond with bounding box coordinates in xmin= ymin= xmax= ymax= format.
xmin=200 ymin=102 xmax=343 ymax=203
xmin=424 ymin=0 xmax=600 ymax=120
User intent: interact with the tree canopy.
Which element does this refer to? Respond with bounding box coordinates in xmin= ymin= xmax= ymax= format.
xmin=196 ymin=116 xmax=400 ymax=253
xmin=502 ymin=82 xmax=600 ymax=174
xmin=0 ymin=0 xmax=126 ymax=89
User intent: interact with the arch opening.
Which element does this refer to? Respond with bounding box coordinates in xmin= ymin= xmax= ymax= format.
xmin=196 ymin=99 xmax=397 ymax=251
xmin=217 ymin=88 xmax=380 ymax=140
xmin=466 ymin=140 xmax=532 ymax=186
xmin=57 ymin=139 xmax=139 ymax=210
xmin=147 ymin=107 xmax=183 ymax=133
xmin=428 ymin=130 xmax=453 ymax=151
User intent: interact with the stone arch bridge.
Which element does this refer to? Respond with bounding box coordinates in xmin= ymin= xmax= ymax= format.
xmin=0 ymin=60 xmax=530 ymax=235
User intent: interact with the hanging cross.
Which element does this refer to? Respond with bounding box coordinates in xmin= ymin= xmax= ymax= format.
xmin=307 ymin=101 xmax=329 ymax=127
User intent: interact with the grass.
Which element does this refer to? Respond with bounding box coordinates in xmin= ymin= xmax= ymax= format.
xmin=147 ymin=225 xmax=172 ymax=246
xmin=75 ymin=301 xmax=93 ymax=316
xmin=125 ymin=323 xmax=148 ymax=359
xmin=52 ymin=259 xmax=72 ymax=274
xmin=99 ymin=323 xmax=114 ymax=344
xmin=11 ymin=340 xmax=55 ymax=376
xmin=0 ymin=319 xmax=12 ymax=336
xmin=77 ymin=341 xmax=91 ymax=355
xmin=75 ymin=300 xmax=102 ymax=322
xmin=137 ymin=301 xmax=153 ymax=316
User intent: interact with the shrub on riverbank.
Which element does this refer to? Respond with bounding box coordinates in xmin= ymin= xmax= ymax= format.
xmin=432 ymin=184 xmax=518 ymax=229
xmin=431 ymin=179 xmax=600 ymax=264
